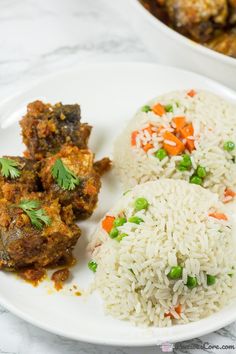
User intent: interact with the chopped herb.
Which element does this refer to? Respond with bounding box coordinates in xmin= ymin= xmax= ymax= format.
xmin=18 ymin=200 xmax=51 ymax=230
xmin=228 ymin=266 xmax=234 ymax=277
xmin=0 ymin=158 xmax=20 ymax=179
xmin=88 ymin=260 xmax=97 ymax=272
xmin=51 ymin=158 xmax=80 ymax=190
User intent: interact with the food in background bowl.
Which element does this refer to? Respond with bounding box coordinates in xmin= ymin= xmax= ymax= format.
xmin=89 ymin=180 xmax=236 ymax=327
xmin=140 ymin=0 xmax=236 ymax=58
xmin=114 ymin=90 xmax=236 ymax=202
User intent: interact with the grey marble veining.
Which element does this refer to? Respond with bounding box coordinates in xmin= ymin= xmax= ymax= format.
xmin=0 ymin=0 xmax=235 ymax=353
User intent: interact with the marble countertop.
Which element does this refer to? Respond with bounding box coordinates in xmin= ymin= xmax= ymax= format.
xmin=0 ymin=0 xmax=235 ymax=353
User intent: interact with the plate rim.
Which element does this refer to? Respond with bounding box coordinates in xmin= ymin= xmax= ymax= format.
xmin=0 ymin=62 xmax=236 ymax=346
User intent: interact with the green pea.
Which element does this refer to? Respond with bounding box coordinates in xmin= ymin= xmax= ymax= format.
xmin=88 ymin=260 xmax=97 ymax=272
xmin=190 ymin=175 xmax=203 ymax=185
xmin=207 ymin=274 xmax=216 ymax=286
xmin=177 ymin=165 xmax=188 ymax=172
xmin=135 ymin=197 xmax=149 ymax=211
xmin=128 ymin=216 xmax=144 ymax=224
xmin=224 ymin=141 xmax=235 ymax=152
xmin=165 ymin=104 xmax=173 ymax=113
xmin=177 ymin=154 xmax=192 ymax=171
xmin=155 ymin=148 xmax=167 ymax=161
xmin=116 ymin=233 xmax=128 ymax=242
xmin=196 ymin=166 xmax=206 ymax=178
xmin=109 ymin=227 xmax=119 ymax=239
xmin=186 ymin=276 xmax=198 ymax=289
xmin=114 ymin=217 xmax=127 ymax=227
xmin=181 ymin=154 xmax=192 ymax=168
xmin=168 ymin=266 xmax=183 ymax=279
xmin=141 ymin=105 xmax=151 ymax=113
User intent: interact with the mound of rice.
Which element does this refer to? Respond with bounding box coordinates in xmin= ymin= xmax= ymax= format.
xmin=89 ymin=179 xmax=236 ymax=327
xmin=114 ymin=90 xmax=236 ymax=202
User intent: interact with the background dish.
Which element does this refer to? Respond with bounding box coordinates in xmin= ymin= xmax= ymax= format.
xmin=123 ymin=0 xmax=236 ymax=89
xmin=0 ymin=63 xmax=236 ymax=346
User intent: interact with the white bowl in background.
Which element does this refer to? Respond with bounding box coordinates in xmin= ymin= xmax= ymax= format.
xmin=125 ymin=0 xmax=236 ymax=90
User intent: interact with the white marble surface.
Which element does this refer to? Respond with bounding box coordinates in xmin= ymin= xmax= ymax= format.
xmin=0 ymin=0 xmax=236 ymax=353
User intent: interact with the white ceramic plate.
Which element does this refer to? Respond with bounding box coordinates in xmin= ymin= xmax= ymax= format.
xmin=0 ymin=63 xmax=236 ymax=346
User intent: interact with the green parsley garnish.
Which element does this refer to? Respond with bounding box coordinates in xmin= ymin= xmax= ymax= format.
xmin=18 ymin=200 xmax=51 ymax=230
xmin=51 ymin=158 xmax=80 ymax=190
xmin=88 ymin=260 xmax=97 ymax=272
xmin=0 ymin=158 xmax=20 ymax=179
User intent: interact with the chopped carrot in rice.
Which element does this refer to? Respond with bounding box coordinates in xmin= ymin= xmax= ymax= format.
xmin=102 ymin=216 xmax=115 ymax=233
xmin=187 ymin=89 xmax=196 ymax=97
xmin=186 ymin=139 xmax=195 ymax=153
xmin=224 ymin=188 xmax=235 ymax=198
xmin=171 ymin=116 xmax=186 ymax=133
xmin=223 ymin=188 xmax=236 ymax=203
xmin=209 ymin=212 xmax=228 ymax=221
xmin=165 ymin=304 xmax=182 ymax=318
xmin=131 ymin=130 xmax=139 ymax=146
xmin=152 ymin=103 xmax=166 ymax=116
xmin=142 ymin=143 xmax=154 ymax=152
xmin=180 ymin=123 xmax=195 ymax=152
xmin=163 ymin=131 xmax=185 ymax=156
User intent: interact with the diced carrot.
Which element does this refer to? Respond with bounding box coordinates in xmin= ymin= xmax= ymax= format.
xmin=172 ymin=116 xmax=186 ymax=133
xmin=102 ymin=216 xmax=115 ymax=233
xmin=223 ymin=188 xmax=236 ymax=203
xmin=131 ymin=130 xmax=139 ymax=146
xmin=186 ymin=139 xmax=195 ymax=152
xmin=152 ymin=103 xmax=165 ymax=116
xmin=180 ymin=123 xmax=195 ymax=152
xmin=180 ymin=123 xmax=194 ymax=139
xmin=163 ymin=131 xmax=185 ymax=156
xmin=165 ymin=304 xmax=182 ymax=319
xmin=142 ymin=143 xmax=153 ymax=152
xmin=224 ymin=188 xmax=236 ymax=198
xmin=209 ymin=212 xmax=228 ymax=221
xmin=175 ymin=304 xmax=182 ymax=315
xmin=187 ymin=89 xmax=197 ymax=97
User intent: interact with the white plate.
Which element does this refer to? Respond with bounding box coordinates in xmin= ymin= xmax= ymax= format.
xmin=0 ymin=63 xmax=236 ymax=346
